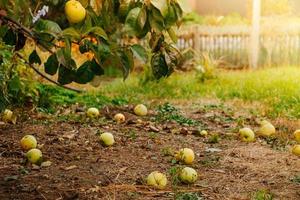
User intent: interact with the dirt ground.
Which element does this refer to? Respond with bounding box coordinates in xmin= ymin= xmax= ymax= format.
xmin=0 ymin=103 xmax=299 ymax=200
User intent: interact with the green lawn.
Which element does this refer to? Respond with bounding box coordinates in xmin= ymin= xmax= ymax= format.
xmin=40 ymin=66 xmax=300 ymax=119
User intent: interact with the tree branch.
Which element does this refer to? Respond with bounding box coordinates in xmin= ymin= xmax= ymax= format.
xmin=16 ymin=53 xmax=82 ymax=93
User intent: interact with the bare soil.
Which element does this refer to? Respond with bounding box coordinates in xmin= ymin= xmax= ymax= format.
xmin=0 ymin=103 xmax=299 ymax=200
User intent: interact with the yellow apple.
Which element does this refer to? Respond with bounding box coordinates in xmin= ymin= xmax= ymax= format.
xmin=239 ymin=128 xmax=255 ymax=142
xmin=146 ymin=171 xmax=167 ymax=189
xmin=26 ymin=148 xmax=42 ymax=164
xmin=65 ymin=0 xmax=86 ymax=24
xmin=134 ymin=104 xmax=148 ymax=116
xmin=20 ymin=135 xmax=37 ymax=150
xmin=292 ymin=144 xmax=300 ymax=156
xmin=200 ymin=130 xmax=208 ymax=137
xmin=293 ymin=130 xmax=300 ymax=143
xmin=175 ymin=148 xmax=195 ymax=164
xmin=114 ymin=113 xmax=125 ymax=124
xmin=2 ymin=109 xmax=17 ymax=124
xmin=179 ymin=167 xmax=198 ymax=184
xmin=100 ymin=132 xmax=115 ymax=146
xmin=86 ymin=107 xmax=100 ymax=118
xmin=258 ymin=122 xmax=276 ymax=137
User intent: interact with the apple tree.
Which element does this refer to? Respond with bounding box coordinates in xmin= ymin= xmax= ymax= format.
xmin=0 ymin=0 xmax=186 ymax=89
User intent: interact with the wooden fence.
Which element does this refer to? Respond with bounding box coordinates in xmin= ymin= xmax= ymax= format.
xmin=176 ymin=25 xmax=300 ymax=68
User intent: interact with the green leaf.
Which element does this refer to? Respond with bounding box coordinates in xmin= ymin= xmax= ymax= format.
xmin=167 ymin=28 xmax=178 ymax=43
xmin=151 ymin=51 xmax=173 ymax=79
xmin=0 ymin=25 xmax=9 ymax=38
xmin=56 ymin=40 xmax=74 ymax=69
xmin=125 ymin=7 xmax=141 ymax=36
xmin=2 ymin=29 xmax=17 ymax=46
xmin=150 ymin=0 xmax=169 ymax=17
xmin=34 ymin=19 xmax=62 ymax=34
xmin=149 ymin=7 xmax=165 ymax=32
xmin=29 ymin=50 xmax=41 ymax=65
xmin=61 ymin=27 xmax=81 ymax=40
xmin=130 ymin=44 xmax=148 ymax=63
xmin=118 ymin=48 xmax=134 ymax=80
xmin=74 ymin=62 xmax=95 ymax=84
xmin=44 ymin=54 xmax=59 ymax=75
xmin=74 ymin=59 xmax=104 ymax=84
xmin=137 ymin=7 xmax=147 ymax=30
xmin=90 ymin=59 xmax=104 ymax=75
xmin=165 ymin=3 xmax=178 ymax=27
xmin=83 ymin=26 xmax=108 ymax=40
xmin=58 ymin=65 xmax=76 ymax=85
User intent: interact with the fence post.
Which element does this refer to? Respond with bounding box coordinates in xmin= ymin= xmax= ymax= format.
xmin=193 ymin=26 xmax=200 ymax=51
xmin=249 ymin=0 xmax=261 ymax=69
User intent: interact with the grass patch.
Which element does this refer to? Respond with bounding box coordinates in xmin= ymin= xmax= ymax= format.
xmin=36 ymin=67 xmax=300 ymax=119
xmin=156 ymin=103 xmax=197 ymax=126
xmin=93 ymin=66 xmax=300 ymax=119
xmin=252 ymin=189 xmax=274 ymax=200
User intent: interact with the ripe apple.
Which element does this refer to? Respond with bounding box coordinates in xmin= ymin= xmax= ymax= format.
xmin=134 ymin=104 xmax=148 ymax=116
xmin=258 ymin=122 xmax=276 ymax=137
xmin=2 ymin=109 xmax=17 ymax=124
xmin=146 ymin=171 xmax=167 ymax=189
xmin=65 ymin=0 xmax=86 ymax=23
xmin=114 ymin=113 xmax=125 ymax=124
xmin=200 ymin=130 xmax=208 ymax=137
xmin=86 ymin=107 xmax=100 ymax=118
xmin=20 ymin=135 xmax=37 ymax=150
xmin=26 ymin=148 xmax=42 ymax=164
xmin=100 ymin=132 xmax=115 ymax=146
xmin=179 ymin=167 xmax=198 ymax=184
xmin=293 ymin=130 xmax=300 ymax=143
xmin=239 ymin=128 xmax=255 ymax=142
xmin=292 ymin=144 xmax=300 ymax=156
xmin=175 ymin=148 xmax=195 ymax=164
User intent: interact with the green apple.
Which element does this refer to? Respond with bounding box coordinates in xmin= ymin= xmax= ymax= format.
xmin=20 ymin=135 xmax=37 ymax=150
xmin=100 ymin=132 xmax=115 ymax=146
xmin=26 ymin=148 xmax=42 ymax=164
xmin=179 ymin=167 xmax=198 ymax=184
xmin=134 ymin=104 xmax=148 ymax=116
xmin=146 ymin=171 xmax=167 ymax=189
xmin=86 ymin=107 xmax=100 ymax=118
xmin=175 ymin=148 xmax=195 ymax=164
xmin=239 ymin=128 xmax=255 ymax=142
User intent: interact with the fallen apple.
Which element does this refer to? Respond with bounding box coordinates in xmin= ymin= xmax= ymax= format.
xmin=179 ymin=167 xmax=198 ymax=184
xmin=114 ymin=113 xmax=125 ymax=124
xmin=200 ymin=130 xmax=208 ymax=137
xmin=86 ymin=107 xmax=100 ymax=118
xmin=293 ymin=130 xmax=300 ymax=143
xmin=292 ymin=144 xmax=300 ymax=156
xmin=258 ymin=122 xmax=275 ymax=137
xmin=65 ymin=0 xmax=86 ymax=24
xmin=175 ymin=148 xmax=195 ymax=164
xmin=239 ymin=128 xmax=255 ymax=142
xmin=146 ymin=171 xmax=167 ymax=189
xmin=100 ymin=132 xmax=115 ymax=146
xmin=26 ymin=148 xmax=42 ymax=164
xmin=134 ymin=104 xmax=148 ymax=116
xmin=20 ymin=135 xmax=37 ymax=150
xmin=2 ymin=109 xmax=17 ymax=124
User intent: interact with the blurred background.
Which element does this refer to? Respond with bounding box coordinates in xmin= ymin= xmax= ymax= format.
xmin=176 ymin=0 xmax=300 ymax=68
